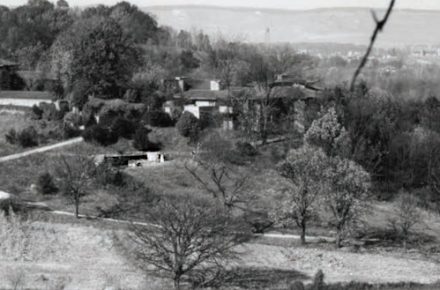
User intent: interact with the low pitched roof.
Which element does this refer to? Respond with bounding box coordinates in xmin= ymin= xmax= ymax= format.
xmin=182 ymin=89 xmax=230 ymax=101
xmin=0 ymin=90 xmax=53 ymax=100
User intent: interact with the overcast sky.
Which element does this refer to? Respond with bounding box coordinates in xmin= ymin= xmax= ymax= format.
xmin=3 ymin=0 xmax=440 ymax=10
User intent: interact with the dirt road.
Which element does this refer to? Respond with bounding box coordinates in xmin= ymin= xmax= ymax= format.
xmin=0 ymin=137 xmax=83 ymax=163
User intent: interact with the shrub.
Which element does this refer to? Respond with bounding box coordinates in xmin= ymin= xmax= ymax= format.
xmin=176 ymin=111 xmax=201 ymax=143
xmin=310 ymin=270 xmax=325 ymax=290
xmin=31 ymin=105 xmax=43 ymax=119
xmin=5 ymin=128 xmax=17 ymax=145
xmin=236 ymin=141 xmax=258 ymax=157
xmin=63 ymin=124 xmax=81 ymax=139
xmin=17 ymin=126 xmax=39 ymax=147
xmin=146 ymin=110 xmax=174 ymax=127
xmin=132 ymin=126 xmax=161 ymax=151
xmin=64 ymin=112 xmax=83 ymax=128
xmin=243 ymin=211 xmax=274 ymax=234
xmin=95 ymin=163 xmax=126 ymax=187
xmin=36 ymin=172 xmax=58 ymax=195
xmin=389 ymin=192 xmax=421 ymax=247
xmin=39 ymin=103 xmax=65 ymax=121
xmin=289 ymin=281 xmax=305 ymax=290
xmin=82 ymin=125 xmax=118 ymax=146
xmin=111 ymin=117 xmax=136 ymax=139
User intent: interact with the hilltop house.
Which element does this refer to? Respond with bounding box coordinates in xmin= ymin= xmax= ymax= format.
xmin=164 ymin=78 xmax=236 ymax=130
xmin=163 ymin=75 xmax=322 ymax=131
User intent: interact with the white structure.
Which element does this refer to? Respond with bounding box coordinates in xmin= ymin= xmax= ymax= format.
xmin=0 ymin=98 xmax=52 ymax=107
xmin=183 ymin=104 xmax=201 ymax=119
xmin=219 ymin=105 xmax=233 ymax=114
xmin=210 ymin=80 xmax=222 ymax=91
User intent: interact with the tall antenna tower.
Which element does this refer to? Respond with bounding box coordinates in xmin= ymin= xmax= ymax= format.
xmin=264 ymin=27 xmax=271 ymax=44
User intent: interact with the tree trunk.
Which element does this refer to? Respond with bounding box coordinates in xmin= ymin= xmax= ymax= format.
xmin=173 ymin=277 xmax=181 ymax=290
xmin=74 ymin=198 xmax=79 ymax=218
xmin=300 ymin=221 xmax=306 ymax=245
xmin=335 ymin=231 xmax=342 ymax=248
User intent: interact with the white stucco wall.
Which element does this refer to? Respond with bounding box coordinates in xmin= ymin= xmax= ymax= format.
xmin=183 ymin=105 xmax=200 ymax=119
xmin=0 ymin=98 xmax=52 ymax=107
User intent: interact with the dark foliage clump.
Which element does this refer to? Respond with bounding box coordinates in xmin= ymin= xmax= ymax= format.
xmin=236 ymin=141 xmax=258 ymax=157
xmin=36 ymin=172 xmax=58 ymax=195
xmin=132 ymin=126 xmax=161 ymax=151
xmin=17 ymin=126 xmax=39 ymax=147
xmin=111 ymin=117 xmax=136 ymax=139
xmin=63 ymin=124 xmax=82 ymax=139
xmin=82 ymin=125 xmax=118 ymax=146
xmin=145 ymin=110 xmax=175 ymax=127
xmin=176 ymin=111 xmax=201 ymax=143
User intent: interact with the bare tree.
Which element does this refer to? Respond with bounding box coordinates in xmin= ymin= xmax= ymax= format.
xmin=350 ymin=0 xmax=396 ymax=90
xmin=56 ymin=153 xmax=96 ymax=218
xmin=273 ymin=146 xmax=327 ymax=244
xmin=389 ymin=192 xmax=421 ymax=248
xmin=125 ymin=198 xmax=245 ymax=290
xmin=249 ymin=53 xmax=276 ymax=144
xmin=185 ymin=132 xmax=251 ymax=209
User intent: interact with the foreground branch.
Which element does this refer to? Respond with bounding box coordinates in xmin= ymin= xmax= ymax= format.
xmin=350 ymin=0 xmax=396 ymax=91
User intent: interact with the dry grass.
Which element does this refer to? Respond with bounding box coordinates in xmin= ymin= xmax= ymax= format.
xmin=0 ymin=215 xmax=158 ymax=290
xmin=0 ymin=214 xmax=439 ymax=290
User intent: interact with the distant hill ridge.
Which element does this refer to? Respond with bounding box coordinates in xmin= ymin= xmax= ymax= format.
xmin=143 ymin=5 xmax=440 ymax=47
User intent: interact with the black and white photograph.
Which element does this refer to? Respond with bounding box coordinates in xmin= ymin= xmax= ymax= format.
xmin=0 ymin=0 xmax=440 ymax=289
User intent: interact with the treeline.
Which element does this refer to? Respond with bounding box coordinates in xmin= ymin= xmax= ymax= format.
xmin=0 ymin=0 xmax=316 ymax=100
xmin=313 ymin=84 xmax=440 ymax=205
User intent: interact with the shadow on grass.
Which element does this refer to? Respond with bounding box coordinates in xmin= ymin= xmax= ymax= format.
xmin=359 ymin=227 xmax=437 ymax=248
xmin=215 ymin=267 xmax=309 ymax=289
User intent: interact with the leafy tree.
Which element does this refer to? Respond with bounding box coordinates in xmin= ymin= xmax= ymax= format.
xmin=109 ymin=1 xmax=159 ymax=44
xmin=125 ymin=197 xmax=245 ymax=290
xmin=56 ymin=0 xmax=69 ymax=9
xmin=322 ymin=156 xmax=371 ymax=247
xmin=82 ymin=125 xmax=118 ymax=146
xmin=70 ymin=17 xmax=138 ymax=99
xmin=273 ymin=146 xmax=328 ymax=244
xmin=176 ymin=111 xmax=201 ymax=143
xmin=111 ymin=117 xmax=136 ymax=139
xmin=180 ymin=50 xmax=200 ymax=72
xmin=176 ymin=30 xmax=192 ymax=49
xmin=146 ymin=110 xmax=174 ymax=127
xmin=305 ymin=106 xmax=351 ymax=158
xmin=0 ymin=1 xmax=73 ymax=67
xmin=132 ymin=126 xmax=160 ymax=151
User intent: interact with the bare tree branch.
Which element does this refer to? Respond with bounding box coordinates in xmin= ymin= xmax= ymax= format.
xmin=350 ymin=0 xmax=396 ymax=91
